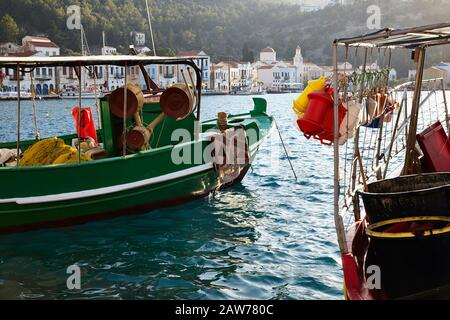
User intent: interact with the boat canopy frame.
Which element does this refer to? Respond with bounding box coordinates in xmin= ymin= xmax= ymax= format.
xmin=0 ymin=55 xmax=205 ymax=115
xmin=0 ymin=55 xmax=206 ymax=166
xmin=331 ymin=23 xmax=450 ymax=255
xmin=334 ymin=22 xmax=450 ymax=49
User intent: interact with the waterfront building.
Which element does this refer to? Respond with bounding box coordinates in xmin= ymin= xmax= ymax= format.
xmin=210 ymin=63 xmax=230 ymax=92
xmin=299 ymin=0 xmax=354 ymax=12
xmin=178 ymin=50 xmax=211 ymax=89
xmin=256 ymin=46 xmax=304 ymax=90
xmin=0 ymin=36 xmax=59 ymax=95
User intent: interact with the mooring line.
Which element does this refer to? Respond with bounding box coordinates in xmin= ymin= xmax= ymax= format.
xmin=273 ymin=117 xmax=298 ymax=181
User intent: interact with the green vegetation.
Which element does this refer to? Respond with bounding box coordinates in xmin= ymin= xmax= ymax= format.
xmin=0 ymin=0 xmax=449 ymax=77
xmin=0 ymin=14 xmax=20 ymax=42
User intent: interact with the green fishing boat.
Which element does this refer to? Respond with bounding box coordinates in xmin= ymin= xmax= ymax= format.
xmin=0 ymin=55 xmax=274 ymax=234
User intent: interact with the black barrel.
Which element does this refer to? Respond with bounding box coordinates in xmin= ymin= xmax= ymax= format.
xmin=365 ymin=217 xmax=450 ymax=299
xmin=359 ymin=173 xmax=450 ymax=224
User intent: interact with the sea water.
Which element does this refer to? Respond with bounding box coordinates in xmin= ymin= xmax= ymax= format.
xmin=0 ymin=93 xmax=378 ymax=299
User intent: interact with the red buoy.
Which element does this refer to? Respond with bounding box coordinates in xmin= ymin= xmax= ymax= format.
xmin=315 ymin=101 xmax=347 ymax=145
xmin=297 ymin=90 xmax=334 ymax=139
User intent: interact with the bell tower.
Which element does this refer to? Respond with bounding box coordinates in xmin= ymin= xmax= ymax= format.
xmin=294 ymin=45 xmax=304 ymax=83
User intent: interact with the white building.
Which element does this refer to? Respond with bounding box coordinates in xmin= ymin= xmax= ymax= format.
xmin=0 ymin=36 xmax=60 ymax=95
xmin=389 ymin=68 xmax=398 ymax=81
xmin=101 ymin=46 xmax=117 ymax=55
xmin=272 ymin=61 xmax=298 ymax=90
xmin=299 ymin=0 xmax=353 ymax=12
xmin=0 ymin=42 xmax=22 ymax=55
xmin=260 ymin=47 xmax=277 ymax=64
xmin=256 ymin=46 xmax=305 ymax=90
xmin=22 ymin=36 xmax=60 ymax=56
xmin=211 ymin=62 xmax=230 ymax=92
xmin=158 ymin=64 xmax=178 ymax=88
xmin=178 ymin=50 xmax=211 ymax=89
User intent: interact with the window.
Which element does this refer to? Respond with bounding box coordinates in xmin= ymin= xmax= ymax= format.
xmin=111 ymin=67 xmax=114 ymax=75
xmin=42 ymin=68 xmax=47 ymax=76
xmin=62 ymin=67 xmax=67 ymax=76
xmin=49 ymin=68 xmax=53 ymax=77
xmin=36 ymin=68 xmax=41 ymax=76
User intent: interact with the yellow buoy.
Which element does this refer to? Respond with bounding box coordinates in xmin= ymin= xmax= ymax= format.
xmin=293 ymin=76 xmax=327 ymax=116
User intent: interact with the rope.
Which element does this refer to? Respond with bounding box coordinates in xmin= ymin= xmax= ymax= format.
xmin=30 ymin=70 xmax=40 ymax=140
xmin=273 ymin=117 xmax=297 ymax=181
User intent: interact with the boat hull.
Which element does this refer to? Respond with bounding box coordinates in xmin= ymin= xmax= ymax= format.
xmin=0 ymin=113 xmax=273 ymax=234
xmin=0 ymin=166 xmax=221 ymax=234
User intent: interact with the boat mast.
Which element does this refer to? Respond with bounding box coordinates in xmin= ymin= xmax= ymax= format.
xmin=403 ymin=47 xmax=426 ymax=175
xmin=145 ymin=0 xmax=157 ymax=57
xmin=144 ymin=0 xmax=159 ymax=90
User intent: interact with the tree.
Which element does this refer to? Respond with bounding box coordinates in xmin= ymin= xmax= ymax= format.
xmin=242 ymin=43 xmax=254 ymax=62
xmin=0 ymin=14 xmax=20 ymax=42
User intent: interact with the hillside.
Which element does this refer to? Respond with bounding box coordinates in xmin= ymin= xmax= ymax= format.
xmin=0 ymin=0 xmax=449 ymax=77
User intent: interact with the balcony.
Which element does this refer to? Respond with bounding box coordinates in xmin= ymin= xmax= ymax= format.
xmin=114 ymin=73 xmax=124 ymax=79
xmin=35 ymin=75 xmax=52 ymax=81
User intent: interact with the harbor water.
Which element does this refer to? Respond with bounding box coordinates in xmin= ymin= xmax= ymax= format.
xmin=0 ymin=94 xmax=355 ymax=299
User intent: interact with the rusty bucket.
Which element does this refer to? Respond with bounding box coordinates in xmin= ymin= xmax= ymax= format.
xmin=109 ymin=84 xmax=144 ymax=118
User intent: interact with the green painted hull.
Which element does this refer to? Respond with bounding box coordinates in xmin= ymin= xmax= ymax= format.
xmin=0 ymin=107 xmax=273 ymax=233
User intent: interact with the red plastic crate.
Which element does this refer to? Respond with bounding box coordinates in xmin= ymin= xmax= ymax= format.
xmin=416 ymin=121 xmax=450 ymax=173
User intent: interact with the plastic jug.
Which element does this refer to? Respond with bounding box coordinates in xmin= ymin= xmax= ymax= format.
xmin=293 ymin=76 xmax=326 ymax=116
xmin=339 ymin=100 xmax=363 ymax=145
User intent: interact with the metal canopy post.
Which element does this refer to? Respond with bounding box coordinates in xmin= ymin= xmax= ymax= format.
xmin=77 ymin=63 xmax=82 ymax=163
xmin=16 ymin=63 xmax=21 ymax=167
xmin=333 ymin=43 xmax=348 ymax=255
xmin=123 ymin=63 xmax=128 ymax=157
xmin=440 ymin=78 xmax=450 ymax=133
xmin=403 ymin=47 xmax=426 ymax=175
